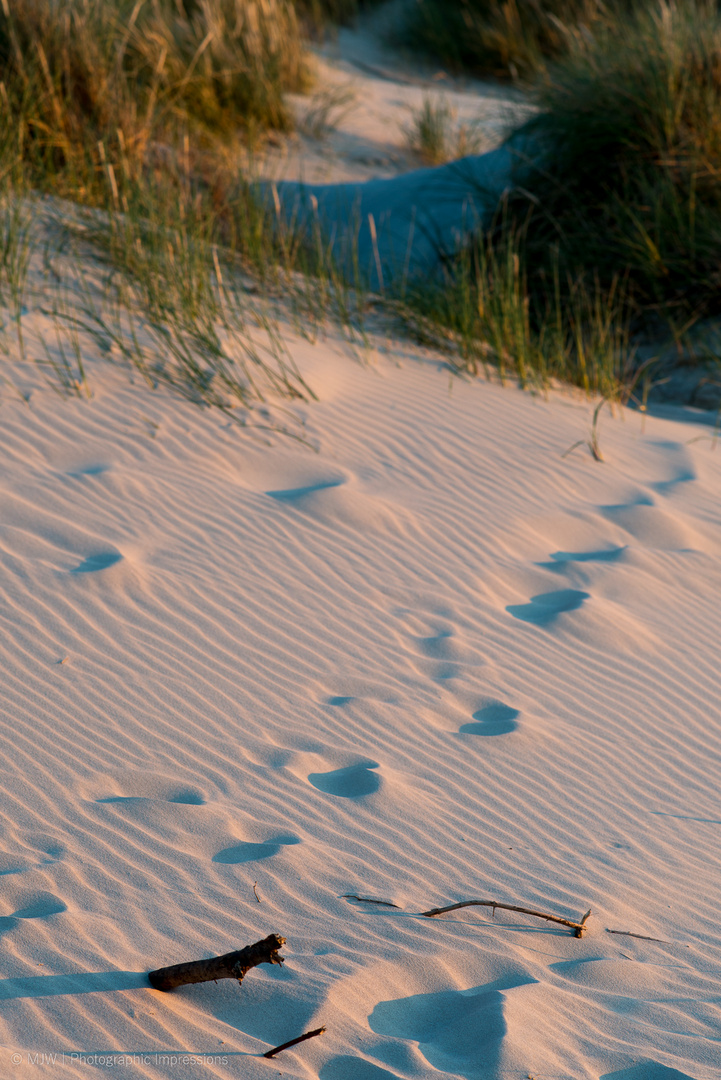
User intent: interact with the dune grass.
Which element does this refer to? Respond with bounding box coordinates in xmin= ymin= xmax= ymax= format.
xmin=11 ymin=150 xmax=368 ymax=425
xmin=485 ymin=1 xmax=721 ymax=335
xmin=403 ymin=96 xmax=486 ymax=165
xmin=403 ymin=0 xmax=649 ymax=79
xmin=0 ymin=0 xmax=311 ymax=194
xmin=35 ymin=182 xmax=318 ymax=434
xmin=391 ymin=0 xmax=721 ymax=403
xmin=0 ymin=0 xmax=327 ymax=428
xmin=0 ymin=193 xmax=33 ymax=360
xmin=297 ymin=83 xmax=357 ymax=140
xmin=392 ymin=228 xmax=636 ymax=401
xmin=295 ymin=0 xmax=384 ymax=35
xmin=0 ymin=0 xmax=716 ymax=423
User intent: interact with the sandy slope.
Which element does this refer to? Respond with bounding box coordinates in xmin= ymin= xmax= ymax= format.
xmin=0 ymin=294 xmax=720 ymax=1080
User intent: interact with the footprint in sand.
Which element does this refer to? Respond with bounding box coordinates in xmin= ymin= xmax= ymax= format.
xmin=93 ymin=773 xmax=206 ymax=805
xmin=12 ymin=894 xmax=66 ymax=919
xmin=266 ymin=477 xmax=345 ymax=503
xmin=309 ymin=761 xmax=380 ymax=798
xmin=394 ymin=610 xmax=469 ymax=682
xmin=163 ymin=787 xmax=205 ymax=805
xmin=368 ymin=971 xmax=536 ymax=1079
xmin=601 ymin=1065 xmax=697 ymax=1080
xmin=0 ymin=862 xmax=24 ymax=877
xmin=72 ymin=551 xmax=122 ymax=573
xmin=647 ymin=439 xmax=697 ymax=496
xmin=322 ymin=679 xmax=399 ymax=708
xmin=0 ymin=892 xmax=66 ymax=934
xmin=97 ymin=785 xmax=205 ymax=806
xmin=414 ymin=628 xmax=463 ymax=681
xmin=213 ymin=834 xmax=300 ymax=864
xmin=507 ymin=589 xmax=590 ymax=626
xmin=22 ymin=835 xmax=64 ymax=863
xmin=601 ymin=496 xmax=699 ymax=551
xmin=266 ymin=472 xmax=402 ymax=532
xmin=650 ymin=472 xmax=696 ymax=497
xmin=67 ymin=463 xmax=110 ymax=478
xmin=539 ymin=546 xmax=627 ymax=571
xmin=460 ymin=703 xmax=519 ymax=737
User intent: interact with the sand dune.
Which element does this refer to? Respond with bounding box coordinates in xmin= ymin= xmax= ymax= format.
xmin=0 ymin=311 xmax=719 ymax=1079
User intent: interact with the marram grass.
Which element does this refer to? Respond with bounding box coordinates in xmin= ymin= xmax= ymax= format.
xmin=0 ymin=0 xmax=713 ymax=423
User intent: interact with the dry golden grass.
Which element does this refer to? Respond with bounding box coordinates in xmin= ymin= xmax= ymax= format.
xmin=0 ymin=0 xmax=311 ymax=188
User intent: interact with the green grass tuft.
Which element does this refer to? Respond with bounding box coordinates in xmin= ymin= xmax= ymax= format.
xmin=403 ymin=96 xmax=485 ymax=165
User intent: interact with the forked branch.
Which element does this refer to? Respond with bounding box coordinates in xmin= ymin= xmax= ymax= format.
xmin=421 ymin=901 xmax=592 ymax=938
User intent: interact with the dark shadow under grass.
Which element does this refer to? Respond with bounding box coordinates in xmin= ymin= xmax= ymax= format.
xmin=392 ymin=232 xmax=637 ymax=401
xmin=403 ymin=0 xmax=674 ymax=80
xmin=499 ymin=1 xmax=721 ymax=328
xmin=396 ymin=1 xmax=721 ymax=398
xmin=295 ymin=0 xmax=385 ymax=34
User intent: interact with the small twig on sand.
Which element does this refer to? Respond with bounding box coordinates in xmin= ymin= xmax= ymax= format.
xmin=606 ymin=928 xmax=671 ymax=944
xmin=253 ymin=881 xmax=261 ymax=904
xmin=421 ymin=901 xmax=592 ymax=938
xmin=264 ymin=1026 xmax=326 ymax=1059
xmin=342 ymin=894 xmax=400 ymax=909
xmin=148 ymin=934 xmax=285 ymax=991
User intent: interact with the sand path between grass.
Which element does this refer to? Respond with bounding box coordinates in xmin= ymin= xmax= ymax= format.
xmin=0 ymin=260 xmax=720 ymax=1079
xmin=263 ymin=1 xmax=528 ymax=185
xmin=255 ymin=3 xmax=532 ymax=284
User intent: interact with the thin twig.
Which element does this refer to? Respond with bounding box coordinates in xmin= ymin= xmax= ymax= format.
xmin=606 ymin=928 xmax=671 ymax=944
xmin=421 ymin=901 xmax=592 ymax=937
xmin=342 ymin=894 xmax=400 ymax=909
xmin=253 ymin=881 xmax=261 ymax=904
xmin=264 ymin=1026 xmax=326 ymax=1059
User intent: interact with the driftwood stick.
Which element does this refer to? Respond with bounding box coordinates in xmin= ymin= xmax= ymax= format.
xmin=343 ymin=894 xmax=400 ymax=909
xmin=263 ymin=1026 xmax=326 ymax=1059
xmin=606 ymin=928 xmax=671 ymax=944
xmin=421 ymin=901 xmax=592 ymax=938
xmin=148 ymin=934 xmax=285 ymax=992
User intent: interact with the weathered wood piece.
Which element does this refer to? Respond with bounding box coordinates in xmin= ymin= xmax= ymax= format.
xmin=263 ymin=1026 xmax=326 ymax=1059
xmin=148 ymin=934 xmax=285 ymax=992
xmin=421 ymin=901 xmax=592 ymax=938
xmin=343 ymin=894 xmax=400 ymax=909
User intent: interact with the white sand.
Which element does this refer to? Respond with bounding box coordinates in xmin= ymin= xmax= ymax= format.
xmin=0 ymin=14 xmax=719 ymax=1075
xmin=0 ymin=297 xmax=720 ymax=1080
